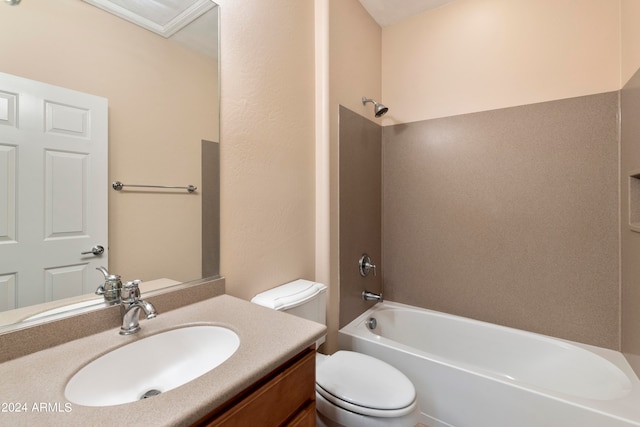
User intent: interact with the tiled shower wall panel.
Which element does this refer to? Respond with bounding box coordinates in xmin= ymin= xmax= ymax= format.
xmin=621 ymin=68 xmax=640 ymax=372
xmin=339 ymin=106 xmax=383 ymax=327
xmin=383 ymin=92 xmax=620 ymax=349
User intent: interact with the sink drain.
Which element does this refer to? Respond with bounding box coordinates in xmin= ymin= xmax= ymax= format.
xmin=140 ymin=389 xmax=162 ymax=400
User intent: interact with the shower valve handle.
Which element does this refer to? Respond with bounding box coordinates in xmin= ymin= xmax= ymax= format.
xmin=359 ymin=254 xmax=377 ymax=277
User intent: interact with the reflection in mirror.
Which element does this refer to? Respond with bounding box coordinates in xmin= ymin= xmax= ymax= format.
xmin=0 ymin=0 xmax=219 ymax=328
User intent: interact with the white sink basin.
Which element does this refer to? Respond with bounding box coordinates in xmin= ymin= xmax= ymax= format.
xmin=65 ymin=325 xmax=240 ymax=407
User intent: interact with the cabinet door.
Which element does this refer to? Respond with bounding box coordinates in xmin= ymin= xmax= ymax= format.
xmin=200 ymin=347 xmax=316 ymax=427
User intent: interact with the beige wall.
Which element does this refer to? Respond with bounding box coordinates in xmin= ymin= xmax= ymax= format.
xmin=622 ymin=0 xmax=640 ymax=86
xmin=0 ymin=0 xmax=217 ymax=283
xmin=215 ymin=0 xmax=317 ymax=302
xmin=382 ymin=0 xmax=620 ymax=123
xmin=327 ymin=0 xmax=382 ymax=352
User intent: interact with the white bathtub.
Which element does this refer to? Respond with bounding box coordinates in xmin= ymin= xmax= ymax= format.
xmin=338 ymin=301 xmax=640 ymax=427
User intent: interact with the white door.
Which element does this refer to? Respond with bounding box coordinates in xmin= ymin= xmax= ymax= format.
xmin=0 ymin=72 xmax=108 ymax=311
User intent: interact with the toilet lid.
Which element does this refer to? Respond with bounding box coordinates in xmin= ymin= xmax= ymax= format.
xmin=250 ymin=279 xmax=326 ymax=310
xmin=315 ymin=351 xmax=416 ymax=416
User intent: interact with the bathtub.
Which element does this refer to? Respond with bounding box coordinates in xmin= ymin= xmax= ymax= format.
xmin=338 ymin=301 xmax=640 ymax=427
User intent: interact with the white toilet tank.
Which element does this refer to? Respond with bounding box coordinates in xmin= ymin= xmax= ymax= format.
xmin=251 ymin=279 xmax=327 ymax=346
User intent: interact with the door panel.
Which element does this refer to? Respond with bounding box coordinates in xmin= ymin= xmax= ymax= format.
xmin=44 ymin=264 xmax=88 ymax=301
xmin=0 ymin=274 xmax=16 ymax=311
xmin=45 ymin=101 xmax=90 ymax=138
xmin=45 ymin=150 xmax=87 ymax=237
xmin=0 ymin=90 xmax=17 ymax=127
xmin=0 ymin=144 xmax=16 ymax=242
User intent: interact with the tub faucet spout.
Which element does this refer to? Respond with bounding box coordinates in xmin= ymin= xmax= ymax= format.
xmin=362 ymin=290 xmax=383 ymax=303
xmin=119 ymin=280 xmax=157 ymax=335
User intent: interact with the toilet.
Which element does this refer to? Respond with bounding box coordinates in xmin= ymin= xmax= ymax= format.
xmin=251 ymin=280 xmax=419 ymax=427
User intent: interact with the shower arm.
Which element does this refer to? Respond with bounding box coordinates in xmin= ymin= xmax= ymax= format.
xmin=362 ymin=96 xmax=389 ymax=118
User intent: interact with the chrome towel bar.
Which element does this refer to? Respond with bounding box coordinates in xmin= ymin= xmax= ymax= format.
xmin=112 ymin=181 xmax=197 ymax=193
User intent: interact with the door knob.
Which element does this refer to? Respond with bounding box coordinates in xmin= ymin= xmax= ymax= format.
xmin=81 ymin=245 xmax=104 ymax=256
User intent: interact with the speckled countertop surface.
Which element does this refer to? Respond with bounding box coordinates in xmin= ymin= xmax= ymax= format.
xmin=0 ymin=295 xmax=326 ymax=426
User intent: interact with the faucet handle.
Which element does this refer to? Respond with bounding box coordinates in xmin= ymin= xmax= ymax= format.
xmin=124 ymin=279 xmax=141 ymax=288
xmin=122 ymin=280 xmax=142 ymax=301
xmin=95 ymin=267 xmax=122 ymax=303
xmin=358 ymin=254 xmax=377 ymax=277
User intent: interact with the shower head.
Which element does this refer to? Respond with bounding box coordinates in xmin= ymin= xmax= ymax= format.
xmin=362 ymin=97 xmax=389 ymax=118
xmin=4 ymin=0 xmax=20 ymax=5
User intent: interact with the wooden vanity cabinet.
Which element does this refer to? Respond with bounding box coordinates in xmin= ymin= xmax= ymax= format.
xmin=194 ymin=346 xmax=316 ymax=427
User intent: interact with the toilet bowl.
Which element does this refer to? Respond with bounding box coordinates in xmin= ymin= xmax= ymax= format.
xmin=315 ymin=350 xmax=418 ymax=427
xmin=252 ymin=280 xmax=419 ymax=427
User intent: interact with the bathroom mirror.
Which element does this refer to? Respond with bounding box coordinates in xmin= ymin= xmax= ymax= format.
xmin=0 ymin=0 xmax=219 ymax=328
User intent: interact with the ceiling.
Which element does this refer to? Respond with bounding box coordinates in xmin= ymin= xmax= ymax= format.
xmin=82 ymin=0 xmax=218 ymax=58
xmin=81 ymin=0 xmax=456 ymax=58
xmin=82 ymin=0 xmax=215 ymax=37
xmin=170 ymin=7 xmax=218 ymax=59
xmin=358 ymin=0 xmax=457 ymax=27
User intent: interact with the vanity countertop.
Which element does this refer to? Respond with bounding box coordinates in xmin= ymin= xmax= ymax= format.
xmin=0 ymin=294 xmax=326 ymax=426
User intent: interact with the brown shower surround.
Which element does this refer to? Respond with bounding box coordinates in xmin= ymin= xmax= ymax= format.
xmin=339 ymin=92 xmax=619 ymax=350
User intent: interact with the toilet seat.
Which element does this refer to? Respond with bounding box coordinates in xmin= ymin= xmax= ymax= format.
xmin=315 ymin=351 xmax=417 ymax=418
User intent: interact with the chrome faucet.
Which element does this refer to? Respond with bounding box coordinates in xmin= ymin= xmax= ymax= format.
xmin=95 ymin=267 xmax=122 ymax=305
xmin=359 ymin=253 xmax=383 ymax=303
xmin=119 ymin=280 xmax=157 ymax=335
xmin=362 ymin=290 xmax=383 ymax=303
